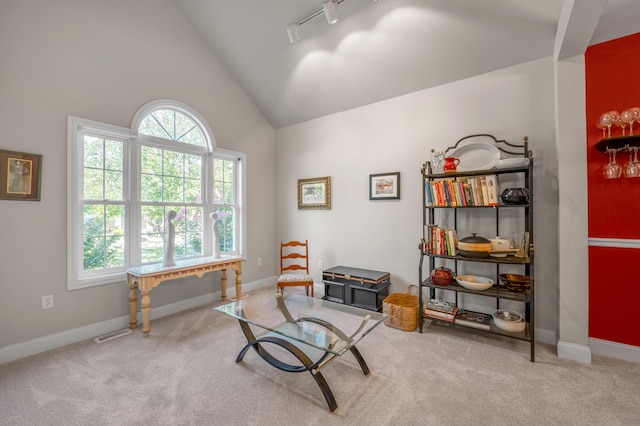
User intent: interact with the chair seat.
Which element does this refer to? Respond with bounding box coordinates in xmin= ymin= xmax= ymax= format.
xmin=277 ymin=273 xmax=313 ymax=283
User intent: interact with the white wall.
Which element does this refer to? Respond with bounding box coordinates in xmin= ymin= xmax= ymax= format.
xmin=276 ymin=57 xmax=559 ymax=336
xmin=0 ymin=0 xmax=276 ymax=350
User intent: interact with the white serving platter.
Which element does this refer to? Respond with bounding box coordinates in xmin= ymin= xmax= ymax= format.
xmin=494 ymin=158 xmax=530 ymax=169
xmin=449 ymin=143 xmax=501 ymax=171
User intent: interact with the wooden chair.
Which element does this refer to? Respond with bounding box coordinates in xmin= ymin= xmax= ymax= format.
xmin=277 ymin=240 xmax=314 ymax=297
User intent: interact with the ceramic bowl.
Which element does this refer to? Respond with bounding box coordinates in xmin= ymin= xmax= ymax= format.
xmin=430 ymin=267 xmax=454 ymax=286
xmin=455 ymin=275 xmax=494 ymax=291
xmin=492 ymin=310 xmax=526 ymax=332
xmin=498 ymin=273 xmax=531 ymax=292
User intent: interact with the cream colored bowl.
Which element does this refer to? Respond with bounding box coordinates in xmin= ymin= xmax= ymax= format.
xmin=455 ymin=275 xmax=494 ymax=291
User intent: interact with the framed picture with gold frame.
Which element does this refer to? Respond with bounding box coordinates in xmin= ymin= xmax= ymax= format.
xmin=298 ymin=176 xmax=331 ymax=210
xmin=0 ymin=149 xmax=42 ymax=201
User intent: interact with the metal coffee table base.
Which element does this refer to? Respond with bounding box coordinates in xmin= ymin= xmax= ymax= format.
xmin=234 ymin=299 xmax=372 ymax=412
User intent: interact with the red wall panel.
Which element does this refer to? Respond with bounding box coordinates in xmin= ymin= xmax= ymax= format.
xmin=588 ymin=246 xmax=640 ymax=347
xmin=586 ymin=33 xmax=640 ymax=347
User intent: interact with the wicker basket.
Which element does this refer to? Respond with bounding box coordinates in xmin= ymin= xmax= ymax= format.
xmin=382 ymin=285 xmax=419 ymax=331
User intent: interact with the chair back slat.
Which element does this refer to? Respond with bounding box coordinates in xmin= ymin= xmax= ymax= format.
xmin=280 ymin=240 xmax=309 ymax=274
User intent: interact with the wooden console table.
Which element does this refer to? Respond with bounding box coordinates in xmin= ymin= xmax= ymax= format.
xmin=126 ymin=255 xmax=243 ymax=336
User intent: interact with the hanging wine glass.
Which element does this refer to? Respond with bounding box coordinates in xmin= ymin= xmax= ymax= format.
xmin=603 ymin=148 xmax=622 ymax=179
xmin=599 ymin=111 xmax=617 ymax=138
xmin=615 ymin=115 xmax=627 ymax=137
xmin=621 ymin=109 xmax=636 ymax=135
xmin=622 ymin=146 xmax=639 ymax=178
xmin=632 ymin=146 xmax=640 ymax=178
xmin=630 ymin=107 xmax=640 ymax=134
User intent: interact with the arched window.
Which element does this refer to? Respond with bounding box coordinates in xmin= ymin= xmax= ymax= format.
xmin=67 ymin=100 xmax=245 ymax=290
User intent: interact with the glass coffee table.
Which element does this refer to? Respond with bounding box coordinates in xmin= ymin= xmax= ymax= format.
xmin=214 ymin=292 xmax=387 ymax=412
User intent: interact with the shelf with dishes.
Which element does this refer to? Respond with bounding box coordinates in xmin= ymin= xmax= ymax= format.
xmin=421 ymin=278 xmax=530 ymax=302
xmin=424 ymin=314 xmax=532 ymax=341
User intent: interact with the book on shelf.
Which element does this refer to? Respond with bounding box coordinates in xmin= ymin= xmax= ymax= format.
xmin=426 ymin=174 xmax=501 ymax=207
xmin=454 ymin=309 xmax=493 ymax=330
xmin=424 ymin=308 xmax=457 ymax=322
xmin=426 ymin=299 xmax=457 ymax=314
xmin=426 ymin=227 xmax=457 ymax=256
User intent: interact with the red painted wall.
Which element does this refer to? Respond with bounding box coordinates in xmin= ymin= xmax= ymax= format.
xmin=585 ymin=33 xmax=640 ymax=347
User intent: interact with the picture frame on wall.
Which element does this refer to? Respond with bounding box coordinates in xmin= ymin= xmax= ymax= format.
xmin=0 ymin=149 xmax=42 ymax=201
xmin=298 ymin=176 xmax=331 ymax=210
xmin=369 ymin=172 xmax=400 ymax=200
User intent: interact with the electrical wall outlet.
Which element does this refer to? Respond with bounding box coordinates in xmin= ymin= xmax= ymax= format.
xmin=318 ymin=260 xmax=324 ymax=269
xmin=257 ymin=257 xmax=262 ymax=266
xmin=42 ymin=295 xmax=54 ymax=310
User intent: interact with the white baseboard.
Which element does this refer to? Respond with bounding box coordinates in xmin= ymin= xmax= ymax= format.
xmin=590 ymin=337 xmax=640 ymax=364
xmin=557 ymin=340 xmax=592 ymax=364
xmin=0 ymin=277 xmax=275 ymax=365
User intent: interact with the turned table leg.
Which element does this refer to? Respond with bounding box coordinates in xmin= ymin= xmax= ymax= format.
xmin=235 ymin=264 xmax=243 ymax=299
xmin=140 ymin=289 xmax=152 ymax=337
xmin=127 ymin=277 xmax=139 ymax=330
xmin=221 ymin=269 xmax=227 ymax=300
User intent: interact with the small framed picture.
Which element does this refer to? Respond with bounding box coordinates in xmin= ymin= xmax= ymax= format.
xmin=298 ymin=176 xmax=331 ymax=210
xmin=369 ymin=172 xmax=400 ymax=200
xmin=0 ymin=149 xmax=42 ymax=201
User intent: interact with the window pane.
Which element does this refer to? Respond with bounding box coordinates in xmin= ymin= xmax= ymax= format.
xmin=141 ymin=205 xmax=165 ymax=263
xmin=223 ymin=182 xmax=234 ymax=204
xmin=214 ymin=207 xmax=235 ymax=252
xmin=83 ymin=204 xmax=125 ymax=270
xmin=183 ymin=207 xmax=203 ymax=257
xmin=104 ymin=139 xmax=123 ymax=171
xmin=104 ymin=170 xmax=123 ymax=200
xmin=184 ymin=178 xmax=201 ymax=203
xmin=83 ymin=205 xmax=104 ymax=238
xmin=138 ymin=109 xmax=205 ymax=147
xmin=141 ymin=146 xmax=162 ymax=175
xmin=213 ymin=181 xmax=224 ymax=204
xmin=84 ymin=137 xmax=103 ymax=168
xmin=141 ymin=173 xmax=162 ymax=202
xmin=163 ymin=150 xmax=183 ymax=177
xmin=105 ymin=205 xmax=125 ymax=235
xmin=223 ymin=160 xmax=234 ymax=182
xmin=84 ymin=168 xmax=104 ymax=200
xmin=185 ymin=154 xmax=201 ymax=179
xmin=106 ymin=235 xmax=125 ymax=268
xmin=163 ymin=176 xmax=183 ymax=202
xmin=141 ymin=232 xmax=163 ymax=264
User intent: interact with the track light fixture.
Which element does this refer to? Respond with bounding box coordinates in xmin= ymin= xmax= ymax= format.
xmin=322 ymin=1 xmax=340 ymax=24
xmin=287 ymin=24 xmax=300 ymax=44
xmin=287 ymin=0 xmax=379 ymax=44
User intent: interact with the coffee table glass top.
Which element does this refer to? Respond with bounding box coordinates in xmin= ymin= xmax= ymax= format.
xmin=214 ymin=292 xmax=387 ymax=356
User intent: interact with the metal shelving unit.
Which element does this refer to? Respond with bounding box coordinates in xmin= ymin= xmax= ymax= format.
xmin=418 ymin=134 xmax=535 ymax=361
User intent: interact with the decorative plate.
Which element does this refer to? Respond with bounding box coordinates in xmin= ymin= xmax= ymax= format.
xmin=455 ymin=275 xmax=494 ymax=291
xmin=448 ymin=143 xmax=501 ymax=172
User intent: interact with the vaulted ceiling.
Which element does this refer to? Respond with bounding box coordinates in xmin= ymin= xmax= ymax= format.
xmin=173 ymin=0 xmax=640 ymax=128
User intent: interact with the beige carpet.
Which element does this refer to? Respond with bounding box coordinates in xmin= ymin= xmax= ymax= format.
xmin=1 ymin=287 xmax=639 ymax=426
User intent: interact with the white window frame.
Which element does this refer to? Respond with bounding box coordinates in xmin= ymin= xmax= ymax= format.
xmin=67 ymin=101 xmax=246 ymax=290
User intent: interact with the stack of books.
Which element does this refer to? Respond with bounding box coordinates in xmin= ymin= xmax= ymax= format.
xmin=424 ymin=299 xmax=458 ymax=322
xmin=454 ymin=309 xmax=493 ymax=330
xmin=425 ymin=175 xmax=499 ymax=207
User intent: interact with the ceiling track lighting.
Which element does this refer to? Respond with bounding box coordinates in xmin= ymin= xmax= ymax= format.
xmin=322 ymin=0 xmax=340 ymax=25
xmin=286 ymin=0 xmax=380 ymax=44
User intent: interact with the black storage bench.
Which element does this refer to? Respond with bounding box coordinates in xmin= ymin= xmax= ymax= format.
xmin=322 ymin=266 xmax=391 ymax=312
